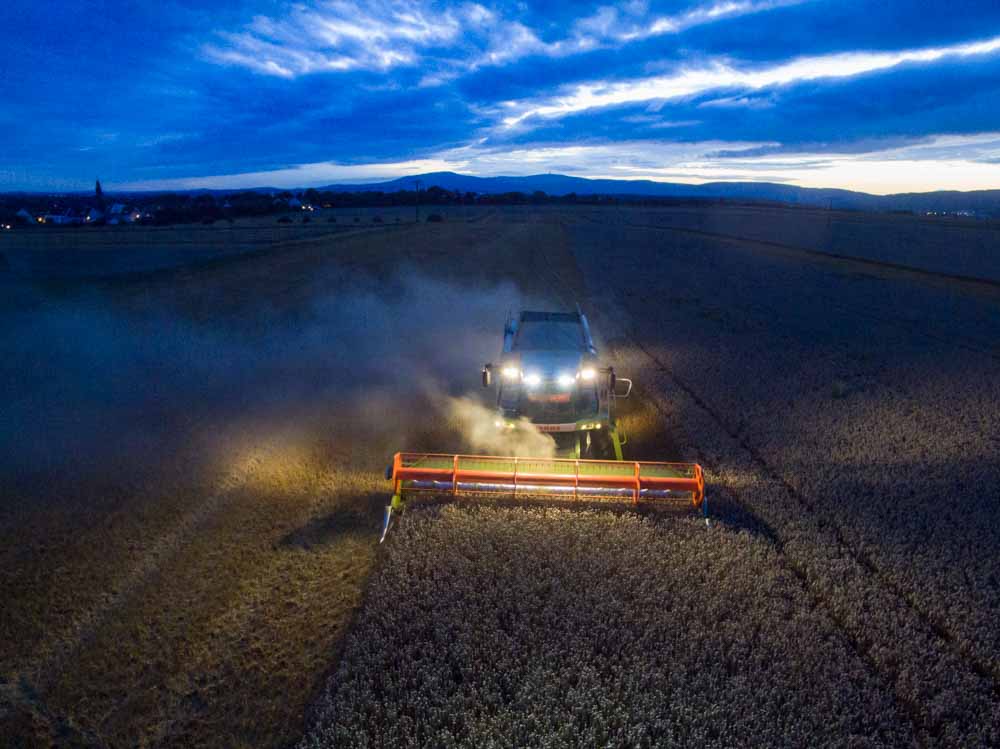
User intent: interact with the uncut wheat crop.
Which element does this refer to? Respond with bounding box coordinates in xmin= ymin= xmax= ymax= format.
xmin=302 ymin=503 xmax=915 ymax=748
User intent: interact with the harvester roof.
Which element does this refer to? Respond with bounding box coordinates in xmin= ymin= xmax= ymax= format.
xmin=513 ymin=310 xmax=591 ymax=352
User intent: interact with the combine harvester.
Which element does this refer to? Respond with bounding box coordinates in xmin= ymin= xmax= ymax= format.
xmin=381 ymin=308 xmax=706 ymax=541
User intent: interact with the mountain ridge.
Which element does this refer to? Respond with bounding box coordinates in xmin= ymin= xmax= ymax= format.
xmin=7 ymin=171 xmax=999 ymax=215
xmin=314 ymin=171 xmax=1000 ymax=214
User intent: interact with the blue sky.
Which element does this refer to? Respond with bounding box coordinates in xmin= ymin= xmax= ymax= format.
xmin=1 ymin=0 xmax=999 ymax=193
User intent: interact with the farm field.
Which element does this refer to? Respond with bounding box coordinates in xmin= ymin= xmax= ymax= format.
xmin=577 ymin=203 xmax=1000 ymax=282
xmin=0 ymin=206 xmax=486 ymax=279
xmin=2 ymin=206 xmax=999 ymax=747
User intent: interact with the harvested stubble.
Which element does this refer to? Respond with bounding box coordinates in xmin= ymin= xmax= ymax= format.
xmin=303 ymin=504 xmax=914 ymax=748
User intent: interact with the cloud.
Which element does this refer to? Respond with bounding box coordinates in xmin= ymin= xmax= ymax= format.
xmin=571 ymin=0 xmax=808 ymax=44
xmin=499 ymin=33 xmax=1000 ymax=127
xmin=698 ymin=93 xmax=776 ymax=109
xmin=201 ymin=0 xmax=564 ymax=80
xmin=678 ymin=0 xmax=1000 ymax=64
xmin=203 ymin=0 xmax=461 ymax=76
xmin=120 ymin=157 xmax=469 ymax=191
xmin=5 ymin=0 xmax=1000 ymax=192
xmin=202 ymin=0 xmax=808 ymax=79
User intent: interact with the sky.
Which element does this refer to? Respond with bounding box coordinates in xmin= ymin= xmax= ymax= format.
xmin=1 ymin=0 xmax=999 ymax=194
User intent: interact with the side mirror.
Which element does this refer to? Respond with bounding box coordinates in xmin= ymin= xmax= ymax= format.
xmin=482 ymin=363 xmax=492 ymax=387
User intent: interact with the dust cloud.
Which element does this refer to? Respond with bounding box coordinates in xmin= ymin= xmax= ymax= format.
xmin=0 ymin=268 xmax=556 ymax=492
xmin=445 ymin=397 xmax=556 ymax=458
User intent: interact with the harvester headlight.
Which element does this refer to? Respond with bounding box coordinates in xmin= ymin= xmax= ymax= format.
xmin=501 ymin=366 xmax=520 ymax=380
xmin=579 ymin=367 xmax=596 ymax=381
xmin=556 ymin=373 xmax=575 ymax=388
xmin=524 ymin=372 xmax=542 ymax=387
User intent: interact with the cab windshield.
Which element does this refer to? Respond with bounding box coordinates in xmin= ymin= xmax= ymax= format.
xmin=514 ymin=321 xmax=584 ymax=351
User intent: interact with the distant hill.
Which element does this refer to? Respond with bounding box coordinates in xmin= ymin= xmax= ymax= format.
xmin=317 ymin=171 xmax=1000 ymax=216
xmin=6 ymin=172 xmax=999 ymax=216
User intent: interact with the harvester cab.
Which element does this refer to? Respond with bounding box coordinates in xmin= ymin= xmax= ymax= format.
xmin=481 ymin=308 xmax=632 ymax=460
xmin=379 ymin=307 xmax=706 ymax=542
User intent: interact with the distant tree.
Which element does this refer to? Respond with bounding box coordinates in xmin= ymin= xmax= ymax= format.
xmin=426 ymin=185 xmax=450 ymax=204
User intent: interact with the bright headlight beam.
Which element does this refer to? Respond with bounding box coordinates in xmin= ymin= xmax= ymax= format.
xmin=501 ymin=366 xmax=521 ymax=380
xmin=524 ymin=372 xmax=542 ymax=387
xmin=579 ymin=367 xmax=596 ymax=381
xmin=557 ymin=373 xmax=575 ymax=388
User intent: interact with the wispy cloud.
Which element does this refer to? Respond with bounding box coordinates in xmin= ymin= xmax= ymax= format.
xmin=202 ymin=0 xmax=807 ymax=79
xmin=204 ymin=0 xmax=467 ymax=77
xmin=571 ymin=0 xmax=806 ymax=44
xmin=120 ymin=156 xmax=468 ymax=191
xmin=500 ymin=34 xmax=1000 ymax=126
xmin=202 ymin=0 xmax=562 ymax=79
